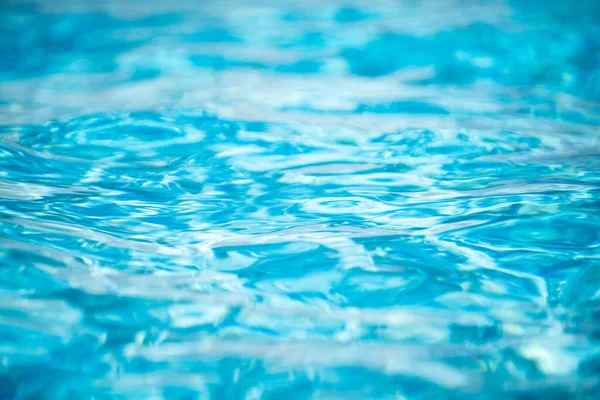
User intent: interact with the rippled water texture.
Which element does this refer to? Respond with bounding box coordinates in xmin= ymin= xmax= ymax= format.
xmin=1 ymin=0 xmax=600 ymax=398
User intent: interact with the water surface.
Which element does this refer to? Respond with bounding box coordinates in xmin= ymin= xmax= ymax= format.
xmin=1 ymin=0 xmax=600 ymax=398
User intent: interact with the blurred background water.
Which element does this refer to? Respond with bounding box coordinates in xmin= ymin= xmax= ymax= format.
xmin=0 ymin=0 xmax=600 ymax=398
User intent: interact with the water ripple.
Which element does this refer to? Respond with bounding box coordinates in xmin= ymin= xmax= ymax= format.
xmin=1 ymin=0 xmax=600 ymax=398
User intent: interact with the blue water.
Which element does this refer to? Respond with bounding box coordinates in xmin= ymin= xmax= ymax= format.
xmin=1 ymin=0 xmax=600 ymax=398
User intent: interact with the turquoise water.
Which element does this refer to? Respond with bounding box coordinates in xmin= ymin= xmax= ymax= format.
xmin=1 ymin=0 xmax=600 ymax=398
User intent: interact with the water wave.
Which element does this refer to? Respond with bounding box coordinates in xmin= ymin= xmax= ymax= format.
xmin=1 ymin=0 xmax=599 ymax=398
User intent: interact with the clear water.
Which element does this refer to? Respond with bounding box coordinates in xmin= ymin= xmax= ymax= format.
xmin=1 ymin=0 xmax=600 ymax=398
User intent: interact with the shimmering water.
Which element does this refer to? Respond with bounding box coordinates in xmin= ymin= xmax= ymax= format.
xmin=1 ymin=0 xmax=600 ymax=398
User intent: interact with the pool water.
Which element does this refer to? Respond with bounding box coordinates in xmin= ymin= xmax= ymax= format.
xmin=1 ymin=0 xmax=600 ymax=398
